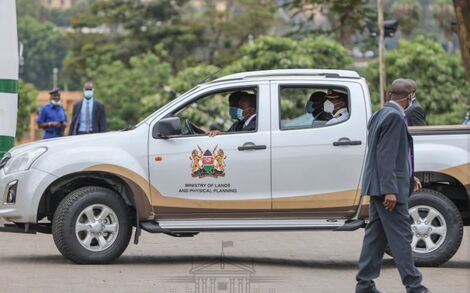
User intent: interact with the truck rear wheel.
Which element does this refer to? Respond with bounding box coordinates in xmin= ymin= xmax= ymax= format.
xmin=408 ymin=188 xmax=463 ymax=266
xmin=52 ymin=186 xmax=132 ymax=264
xmin=386 ymin=188 xmax=463 ymax=266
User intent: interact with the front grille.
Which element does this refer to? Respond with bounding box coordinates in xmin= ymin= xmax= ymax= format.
xmin=0 ymin=153 xmax=11 ymax=170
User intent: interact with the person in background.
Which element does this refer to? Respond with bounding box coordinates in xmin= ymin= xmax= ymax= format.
xmin=324 ymin=90 xmax=349 ymax=126
xmin=36 ymin=88 xmax=67 ymax=139
xmin=305 ymin=91 xmax=333 ymax=125
xmin=463 ymin=105 xmax=470 ymax=125
xmin=69 ymin=82 xmax=107 ymax=135
xmin=405 ymin=79 xmax=427 ymax=126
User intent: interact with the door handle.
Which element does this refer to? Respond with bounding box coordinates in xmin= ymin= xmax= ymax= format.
xmin=333 ymin=137 xmax=362 ymax=146
xmin=238 ymin=142 xmax=267 ymax=151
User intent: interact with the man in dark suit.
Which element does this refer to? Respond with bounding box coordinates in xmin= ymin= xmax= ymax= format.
xmin=69 ymin=82 xmax=107 ymax=135
xmin=405 ymin=79 xmax=427 ymax=126
xmin=236 ymin=93 xmax=256 ymax=131
xmin=356 ymin=79 xmax=430 ymax=293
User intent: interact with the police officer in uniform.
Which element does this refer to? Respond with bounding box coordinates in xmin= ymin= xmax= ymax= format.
xmin=37 ymin=88 xmax=67 ymax=139
xmin=325 ymin=89 xmax=349 ymax=125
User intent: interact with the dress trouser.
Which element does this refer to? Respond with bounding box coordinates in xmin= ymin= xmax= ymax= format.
xmin=356 ymin=196 xmax=426 ymax=293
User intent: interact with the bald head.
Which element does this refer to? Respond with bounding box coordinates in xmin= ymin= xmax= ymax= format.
xmin=389 ymin=79 xmax=412 ymax=100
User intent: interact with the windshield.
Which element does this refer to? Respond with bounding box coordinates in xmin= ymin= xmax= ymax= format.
xmin=132 ymin=85 xmax=202 ymax=129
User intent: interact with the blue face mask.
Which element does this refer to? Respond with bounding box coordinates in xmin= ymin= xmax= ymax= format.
xmin=230 ymin=107 xmax=244 ymax=121
xmin=305 ymin=101 xmax=314 ymax=113
xmin=84 ymin=90 xmax=94 ymax=99
xmin=229 ymin=107 xmax=242 ymax=120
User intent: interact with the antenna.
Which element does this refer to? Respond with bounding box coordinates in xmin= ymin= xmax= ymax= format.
xmin=198 ymin=68 xmax=222 ymax=84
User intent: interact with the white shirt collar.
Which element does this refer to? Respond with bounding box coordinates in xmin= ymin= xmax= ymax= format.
xmin=389 ymin=100 xmax=406 ymax=117
xmin=335 ymin=107 xmax=348 ymax=115
xmin=244 ymin=114 xmax=256 ymax=127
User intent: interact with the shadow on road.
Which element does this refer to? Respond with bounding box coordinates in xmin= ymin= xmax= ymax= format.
xmin=2 ymin=254 xmax=468 ymax=269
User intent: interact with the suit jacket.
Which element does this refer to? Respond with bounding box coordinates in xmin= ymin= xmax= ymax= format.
xmin=361 ymin=102 xmax=414 ymax=204
xmin=69 ymin=99 xmax=107 ymax=135
xmin=405 ymin=98 xmax=426 ymax=126
xmin=240 ymin=115 xmax=256 ymax=131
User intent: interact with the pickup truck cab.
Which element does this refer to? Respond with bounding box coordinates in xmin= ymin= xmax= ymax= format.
xmin=1 ymin=69 xmax=469 ymax=265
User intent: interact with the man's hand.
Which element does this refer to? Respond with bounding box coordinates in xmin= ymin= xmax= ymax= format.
xmin=383 ymin=194 xmax=397 ymax=211
xmin=413 ymin=176 xmax=422 ymax=192
xmin=206 ymin=130 xmax=221 ymax=137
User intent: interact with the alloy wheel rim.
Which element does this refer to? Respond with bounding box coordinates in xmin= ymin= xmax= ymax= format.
xmin=409 ymin=205 xmax=447 ymax=254
xmin=75 ymin=204 xmax=119 ymax=252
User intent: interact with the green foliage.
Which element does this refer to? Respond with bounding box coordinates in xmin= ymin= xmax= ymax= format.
xmin=18 ymin=17 xmax=68 ymax=90
xmin=225 ymin=36 xmax=353 ymax=73
xmin=287 ymin=0 xmax=374 ymax=47
xmin=87 ymin=53 xmax=172 ymax=130
xmin=65 ymin=0 xmax=190 ymax=80
xmin=170 ymin=65 xmax=221 ymax=94
xmin=391 ymin=0 xmax=421 ymax=37
xmin=17 ymin=80 xmax=38 ymax=140
xmin=365 ymin=36 xmax=470 ymax=124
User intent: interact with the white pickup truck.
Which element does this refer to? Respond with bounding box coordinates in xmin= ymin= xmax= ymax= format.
xmin=0 ymin=70 xmax=469 ymax=265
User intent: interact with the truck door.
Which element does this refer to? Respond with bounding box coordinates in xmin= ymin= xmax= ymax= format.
xmin=270 ymin=81 xmax=367 ymax=216
xmin=148 ymin=82 xmax=271 ymax=218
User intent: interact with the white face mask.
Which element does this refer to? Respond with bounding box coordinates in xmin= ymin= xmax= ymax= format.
xmin=323 ymin=100 xmax=334 ymax=113
xmin=51 ymin=100 xmax=61 ymax=106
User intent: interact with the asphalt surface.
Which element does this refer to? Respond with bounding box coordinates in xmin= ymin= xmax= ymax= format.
xmin=0 ymin=220 xmax=468 ymax=293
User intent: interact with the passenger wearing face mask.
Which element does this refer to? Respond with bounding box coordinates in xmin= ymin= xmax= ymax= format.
xmin=305 ymin=91 xmax=333 ymax=127
xmin=70 ymin=82 xmax=107 ymax=135
xmin=207 ymin=91 xmax=253 ymax=137
xmin=324 ymin=90 xmax=349 ymax=126
xmin=37 ymin=88 xmax=67 ymax=139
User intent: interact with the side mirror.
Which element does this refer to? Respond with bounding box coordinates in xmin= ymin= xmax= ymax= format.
xmin=153 ymin=117 xmax=181 ymax=139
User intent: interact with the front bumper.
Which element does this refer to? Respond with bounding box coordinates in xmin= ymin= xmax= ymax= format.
xmin=0 ymin=168 xmax=57 ymax=223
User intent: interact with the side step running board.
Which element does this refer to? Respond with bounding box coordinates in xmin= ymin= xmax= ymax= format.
xmin=140 ymin=221 xmax=198 ymax=237
xmin=334 ymin=219 xmax=365 ymax=231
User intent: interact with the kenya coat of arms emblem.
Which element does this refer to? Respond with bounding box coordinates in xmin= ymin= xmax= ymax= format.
xmin=190 ymin=145 xmax=226 ymax=178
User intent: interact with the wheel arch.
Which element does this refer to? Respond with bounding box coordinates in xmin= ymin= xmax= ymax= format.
xmin=415 ymin=171 xmax=470 ymax=225
xmin=37 ymin=171 xmax=153 ymax=223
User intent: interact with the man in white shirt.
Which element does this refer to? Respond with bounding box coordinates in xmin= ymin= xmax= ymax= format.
xmin=325 ymin=90 xmax=349 ymax=126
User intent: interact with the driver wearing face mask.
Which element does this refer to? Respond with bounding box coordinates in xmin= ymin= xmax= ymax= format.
xmin=324 ymin=89 xmax=349 ymax=126
xmin=36 ymin=88 xmax=67 ymax=139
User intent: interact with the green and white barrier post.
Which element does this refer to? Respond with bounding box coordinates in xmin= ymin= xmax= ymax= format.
xmin=0 ymin=0 xmax=19 ymax=158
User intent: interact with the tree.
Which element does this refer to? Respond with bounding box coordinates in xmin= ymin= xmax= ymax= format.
xmin=181 ymin=0 xmax=277 ymax=66
xmin=17 ymin=80 xmax=38 ymax=140
xmin=18 ymin=17 xmax=68 ymax=90
xmin=225 ymin=35 xmax=352 ymax=73
xmin=287 ymin=0 xmax=374 ymax=47
xmin=86 ymin=52 xmax=173 ymax=130
xmin=64 ymin=0 xmax=190 ymax=80
xmin=433 ymin=0 xmax=456 ymax=52
xmin=391 ymin=0 xmax=421 ymax=37
xmin=365 ymin=36 xmax=470 ymax=124
xmin=453 ymin=0 xmax=470 ymax=82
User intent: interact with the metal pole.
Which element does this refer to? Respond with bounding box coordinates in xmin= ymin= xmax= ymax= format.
xmin=53 ymin=67 xmax=58 ymax=89
xmin=378 ymin=0 xmax=386 ymax=106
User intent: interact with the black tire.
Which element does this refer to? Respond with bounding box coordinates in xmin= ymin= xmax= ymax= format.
xmin=385 ymin=188 xmax=463 ymax=267
xmin=52 ymin=186 xmax=132 ymax=264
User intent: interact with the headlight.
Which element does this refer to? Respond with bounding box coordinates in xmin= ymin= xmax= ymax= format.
xmin=3 ymin=147 xmax=47 ymax=175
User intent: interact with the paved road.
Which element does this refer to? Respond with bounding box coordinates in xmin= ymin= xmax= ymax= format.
xmin=0 ymin=221 xmax=468 ymax=293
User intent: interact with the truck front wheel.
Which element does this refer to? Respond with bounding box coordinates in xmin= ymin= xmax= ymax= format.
xmin=52 ymin=186 xmax=132 ymax=264
xmin=408 ymin=188 xmax=463 ymax=267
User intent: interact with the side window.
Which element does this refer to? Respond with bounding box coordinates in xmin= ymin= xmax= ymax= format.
xmin=174 ymin=87 xmax=258 ymax=136
xmin=279 ymin=86 xmax=350 ymax=130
